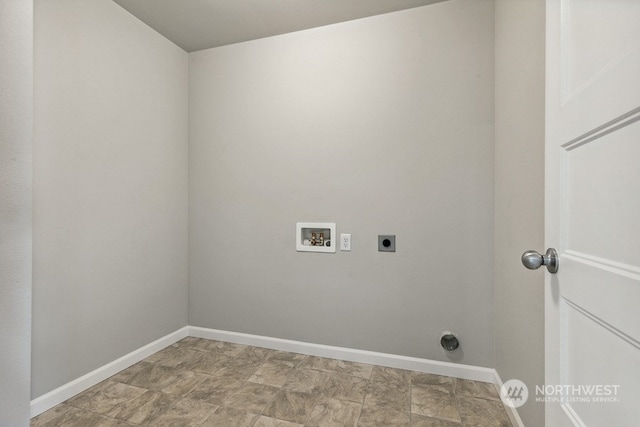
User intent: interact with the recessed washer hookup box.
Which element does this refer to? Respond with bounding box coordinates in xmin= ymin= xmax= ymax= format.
xmin=296 ymin=222 xmax=336 ymax=253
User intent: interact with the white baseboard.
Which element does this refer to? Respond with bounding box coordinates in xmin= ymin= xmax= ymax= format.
xmin=30 ymin=326 xmax=189 ymax=418
xmin=493 ymin=370 xmax=526 ymax=427
xmin=189 ymin=326 xmax=497 ymax=383
xmin=31 ymin=325 xmax=503 ymax=419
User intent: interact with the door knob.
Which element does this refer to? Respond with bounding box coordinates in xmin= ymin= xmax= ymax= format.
xmin=521 ymin=248 xmax=558 ymax=274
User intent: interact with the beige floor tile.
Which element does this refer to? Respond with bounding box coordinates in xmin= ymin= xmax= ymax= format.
xmin=253 ymin=415 xmax=304 ymax=427
xmin=454 ymin=378 xmax=500 ymax=401
xmin=184 ymin=350 xmax=234 ymax=375
xmin=283 ymin=368 xmax=331 ymax=395
xmin=323 ymin=372 xmax=369 ymax=403
xmin=64 ymin=380 xmax=111 ymax=407
xmin=186 ymin=374 xmax=245 ymax=404
xmin=107 ymin=389 xmax=176 ymax=424
xmin=458 ymin=396 xmax=512 ymax=427
xmin=306 ymin=397 xmax=361 ymax=427
xmin=30 ymin=404 xmax=74 ymax=427
xmin=144 ymin=345 xmax=200 ymax=369
xmin=364 ymin=380 xmax=410 ymax=412
xmin=249 ymin=360 xmax=295 ymax=387
xmin=412 ymin=372 xmax=455 ymax=390
xmin=236 ymin=346 xmax=278 ymax=362
xmin=411 ymin=386 xmax=461 ymax=423
xmin=214 ymin=355 xmax=264 ymax=380
xmin=331 ymin=360 xmax=374 ymax=380
xmin=263 ymin=389 xmax=319 ymax=424
xmin=100 ymin=417 xmax=137 ymax=427
xmin=34 ymin=338 xmax=515 ymax=427
xmin=158 ymin=370 xmax=210 ymax=396
xmin=178 ymin=337 xmax=247 ymax=356
xmin=267 ymin=350 xmax=307 ymax=367
xmin=358 ymin=404 xmax=411 ymax=427
xmin=200 ymin=406 xmax=260 ymax=427
xmin=66 ymin=381 xmax=147 ymax=416
xmin=413 ymin=382 xmax=454 ymax=397
xmin=33 ymin=406 xmax=123 ymax=427
xmin=170 ymin=336 xmax=201 ymax=349
xmin=371 ymin=366 xmax=412 ymax=387
xmin=150 ymin=398 xmax=217 ymax=426
xmin=107 ymin=361 xmax=149 ymax=384
xmin=298 ymin=355 xmax=333 ymax=372
xmin=410 ymin=414 xmax=462 ymax=427
xmin=223 ymin=382 xmax=281 ymax=413
xmin=110 ymin=360 xmax=208 ymax=395
xmin=301 ymin=356 xmax=373 ymax=379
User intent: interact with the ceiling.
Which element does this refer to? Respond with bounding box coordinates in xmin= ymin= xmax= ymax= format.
xmin=112 ymin=0 xmax=447 ymax=52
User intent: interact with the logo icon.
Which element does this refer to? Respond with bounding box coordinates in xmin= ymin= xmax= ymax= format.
xmin=501 ymin=379 xmax=529 ymax=408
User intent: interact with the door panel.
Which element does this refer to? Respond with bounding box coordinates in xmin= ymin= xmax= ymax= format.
xmin=567 ymin=122 xmax=640 ymax=267
xmin=562 ymin=255 xmax=640 ymax=342
xmin=562 ymin=0 xmax=640 ymax=100
xmin=557 ymin=0 xmax=640 ymax=143
xmin=563 ymin=298 xmax=640 ymax=425
xmin=546 ymin=0 xmax=640 ymax=425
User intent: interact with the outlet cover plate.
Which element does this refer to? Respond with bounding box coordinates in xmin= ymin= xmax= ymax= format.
xmin=378 ymin=235 xmax=395 ymax=252
xmin=340 ymin=233 xmax=351 ymax=251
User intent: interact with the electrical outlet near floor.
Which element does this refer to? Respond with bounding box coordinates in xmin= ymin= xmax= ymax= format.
xmin=340 ymin=233 xmax=351 ymax=251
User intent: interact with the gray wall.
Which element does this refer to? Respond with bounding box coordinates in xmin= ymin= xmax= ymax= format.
xmin=32 ymin=0 xmax=189 ymax=397
xmin=189 ymin=0 xmax=496 ymax=367
xmin=29 ymin=3 xmax=549 ymax=423
xmin=0 ymin=0 xmax=33 ymax=424
xmin=494 ymin=0 xmax=545 ymax=425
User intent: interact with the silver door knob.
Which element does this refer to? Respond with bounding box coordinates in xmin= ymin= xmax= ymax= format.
xmin=521 ymin=248 xmax=558 ymax=274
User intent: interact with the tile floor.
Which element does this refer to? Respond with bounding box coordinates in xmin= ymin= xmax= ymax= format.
xmin=31 ymin=337 xmax=513 ymax=426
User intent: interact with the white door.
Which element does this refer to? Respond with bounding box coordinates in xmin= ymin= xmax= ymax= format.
xmin=545 ymin=0 xmax=640 ymax=425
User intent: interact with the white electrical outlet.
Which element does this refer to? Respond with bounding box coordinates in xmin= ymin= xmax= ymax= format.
xmin=340 ymin=233 xmax=351 ymax=251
